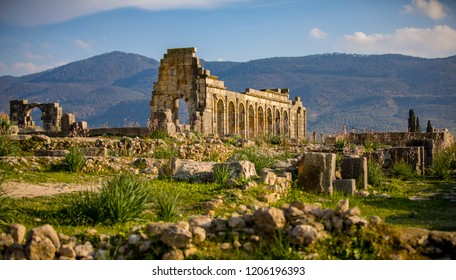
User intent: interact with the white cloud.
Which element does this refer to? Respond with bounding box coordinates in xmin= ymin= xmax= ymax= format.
xmin=13 ymin=62 xmax=49 ymax=73
xmin=73 ymin=39 xmax=92 ymax=51
xmin=24 ymin=51 xmax=44 ymax=61
xmin=11 ymin=60 xmax=67 ymax=76
xmin=309 ymin=28 xmax=328 ymax=39
xmin=404 ymin=0 xmax=447 ymax=20
xmin=336 ymin=25 xmax=456 ymax=58
xmin=0 ymin=0 xmax=247 ymax=26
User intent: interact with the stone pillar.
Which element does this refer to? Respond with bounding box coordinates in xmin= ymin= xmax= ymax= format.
xmin=61 ymin=113 xmax=75 ymax=133
xmin=341 ymin=156 xmax=368 ymax=190
xmin=297 ymin=152 xmax=336 ymax=195
xmin=312 ymin=132 xmax=317 ymax=142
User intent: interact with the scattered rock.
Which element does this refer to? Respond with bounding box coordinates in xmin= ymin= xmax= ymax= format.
xmin=288 ymin=225 xmax=318 ymax=245
xmin=253 ymin=207 xmax=286 ymax=233
xmin=8 ymin=224 xmax=26 ymax=244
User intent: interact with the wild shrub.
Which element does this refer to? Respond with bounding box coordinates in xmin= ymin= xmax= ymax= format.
xmin=230 ymin=147 xmax=276 ymax=173
xmin=150 ymin=130 xmax=170 ymax=141
xmin=154 ymin=188 xmax=181 ymax=222
xmin=64 ymin=147 xmax=86 ymax=173
xmin=390 ymin=162 xmax=416 ymax=180
xmin=213 ymin=164 xmax=234 ymax=186
xmin=335 ymin=139 xmax=346 ymax=149
xmin=61 ymin=173 xmax=151 ymax=225
xmin=98 ymin=174 xmax=151 ymax=223
xmin=368 ymin=161 xmax=384 ymax=188
xmin=432 ymin=145 xmax=456 ymax=179
xmin=152 ymin=145 xmax=176 ymax=159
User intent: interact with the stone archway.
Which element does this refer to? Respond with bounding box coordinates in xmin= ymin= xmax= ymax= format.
xmin=216 ymin=99 xmax=225 ymax=136
xmin=275 ymin=109 xmax=281 ymax=135
xmin=283 ymin=109 xmax=289 ymax=137
xmin=10 ymin=100 xmax=62 ymax=131
xmin=258 ymin=106 xmax=264 ymax=135
xmin=239 ymin=103 xmax=246 ymax=138
xmin=267 ymin=107 xmax=273 ymax=134
xmin=228 ymin=101 xmax=236 ymax=134
xmin=248 ymin=104 xmax=255 ymax=138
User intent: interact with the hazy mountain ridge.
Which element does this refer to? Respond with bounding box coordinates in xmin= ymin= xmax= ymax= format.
xmin=1 ymin=51 xmax=455 ymax=133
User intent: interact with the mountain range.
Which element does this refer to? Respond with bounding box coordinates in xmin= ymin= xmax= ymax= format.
xmin=1 ymin=51 xmax=455 ymax=134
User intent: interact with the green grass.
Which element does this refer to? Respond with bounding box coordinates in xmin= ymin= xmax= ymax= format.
xmin=213 ymin=164 xmax=234 ymax=186
xmin=281 ymin=179 xmax=456 ymax=231
xmin=64 ymin=147 xmax=86 ymax=173
xmin=59 ymin=173 xmax=152 ymax=225
xmin=390 ymin=162 xmax=417 ymax=180
xmin=229 ymin=147 xmax=276 ymax=173
xmin=368 ymin=161 xmax=385 ymax=188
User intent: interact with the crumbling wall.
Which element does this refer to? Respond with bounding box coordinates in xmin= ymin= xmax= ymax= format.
xmin=150 ymin=48 xmax=307 ymax=140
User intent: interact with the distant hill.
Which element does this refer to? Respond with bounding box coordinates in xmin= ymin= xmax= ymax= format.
xmin=1 ymin=51 xmax=455 ymax=134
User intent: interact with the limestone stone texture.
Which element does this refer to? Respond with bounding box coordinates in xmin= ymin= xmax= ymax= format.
xmin=333 ymin=179 xmax=356 ymax=196
xmin=10 ymin=99 xmax=62 ymax=131
xmin=150 ymin=48 xmax=306 ymax=140
xmin=341 ymin=156 xmax=368 ymax=190
xmin=297 ymin=152 xmax=336 ymax=195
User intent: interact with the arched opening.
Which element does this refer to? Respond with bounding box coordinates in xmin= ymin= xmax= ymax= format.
xmin=283 ymin=110 xmax=289 ymax=136
xmin=267 ymin=107 xmax=273 ymax=134
xmin=26 ymin=106 xmax=44 ymax=131
xmin=172 ymin=98 xmax=189 ymax=125
xmin=248 ymin=104 xmax=255 ymax=138
xmin=177 ymin=98 xmax=189 ymax=125
xmin=216 ymin=99 xmax=225 ymax=136
xmin=228 ymin=101 xmax=236 ymax=134
xmin=275 ymin=109 xmax=281 ymax=135
xmin=258 ymin=106 xmax=264 ymax=135
xmin=239 ymin=103 xmax=246 ymax=138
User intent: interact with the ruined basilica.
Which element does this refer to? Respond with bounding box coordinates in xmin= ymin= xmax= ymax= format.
xmin=149 ymin=48 xmax=307 ymax=140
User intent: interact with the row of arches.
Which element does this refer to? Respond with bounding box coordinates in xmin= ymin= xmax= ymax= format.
xmin=215 ymin=99 xmax=290 ymax=138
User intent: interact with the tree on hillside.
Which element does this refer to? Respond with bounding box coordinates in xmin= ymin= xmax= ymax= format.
xmin=426 ymin=120 xmax=434 ymax=133
xmin=408 ymin=109 xmax=416 ymax=132
xmin=415 ymin=117 xmax=421 ymax=132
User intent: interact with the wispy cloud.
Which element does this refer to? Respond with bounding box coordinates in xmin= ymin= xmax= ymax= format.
xmin=0 ymin=0 xmax=247 ymax=26
xmin=24 ymin=51 xmax=44 ymax=61
xmin=403 ymin=0 xmax=448 ymax=20
xmin=13 ymin=62 xmax=49 ymax=73
xmin=11 ymin=60 xmax=67 ymax=76
xmin=73 ymin=39 xmax=92 ymax=51
xmin=309 ymin=28 xmax=328 ymax=39
xmin=337 ymin=25 xmax=456 ymax=58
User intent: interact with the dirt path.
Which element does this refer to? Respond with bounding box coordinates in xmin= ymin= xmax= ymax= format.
xmin=3 ymin=181 xmax=101 ymax=198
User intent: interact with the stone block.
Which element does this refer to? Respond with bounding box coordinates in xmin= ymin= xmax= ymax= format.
xmin=341 ymin=156 xmax=368 ymax=190
xmin=297 ymin=152 xmax=336 ymax=195
xmin=333 ymin=179 xmax=356 ymax=196
xmin=386 ymin=147 xmax=424 ymax=175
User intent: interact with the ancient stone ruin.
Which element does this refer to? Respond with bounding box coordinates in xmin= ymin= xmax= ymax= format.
xmin=10 ymin=100 xmax=62 ymax=131
xmin=149 ymin=47 xmax=307 ymax=140
xmin=9 ymin=100 xmax=87 ymax=135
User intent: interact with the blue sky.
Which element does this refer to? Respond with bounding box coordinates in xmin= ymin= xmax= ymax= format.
xmin=1 ymin=0 xmax=456 ymax=76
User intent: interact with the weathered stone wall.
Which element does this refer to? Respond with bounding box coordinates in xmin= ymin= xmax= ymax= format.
xmin=150 ymin=48 xmax=307 ymax=140
xmin=10 ymin=100 xmax=62 ymax=131
xmin=347 ymin=132 xmax=454 ymax=152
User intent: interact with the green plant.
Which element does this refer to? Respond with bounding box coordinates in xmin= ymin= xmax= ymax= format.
xmin=154 ymin=188 xmax=181 ymax=222
xmin=368 ymin=161 xmax=384 ymax=188
xmin=0 ymin=174 xmax=17 ymax=226
xmin=230 ymin=147 xmax=276 ymax=173
xmin=61 ymin=173 xmax=151 ymax=225
xmin=335 ymin=139 xmax=346 ymax=149
xmin=390 ymin=162 xmax=416 ymax=180
xmin=0 ymin=120 xmax=16 ymax=156
xmin=213 ymin=164 xmax=234 ymax=186
xmin=64 ymin=147 xmax=86 ymax=173
xmin=150 ymin=130 xmax=170 ymax=141
xmin=152 ymin=145 xmax=176 ymax=159
xmin=432 ymin=145 xmax=455 ymax=179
